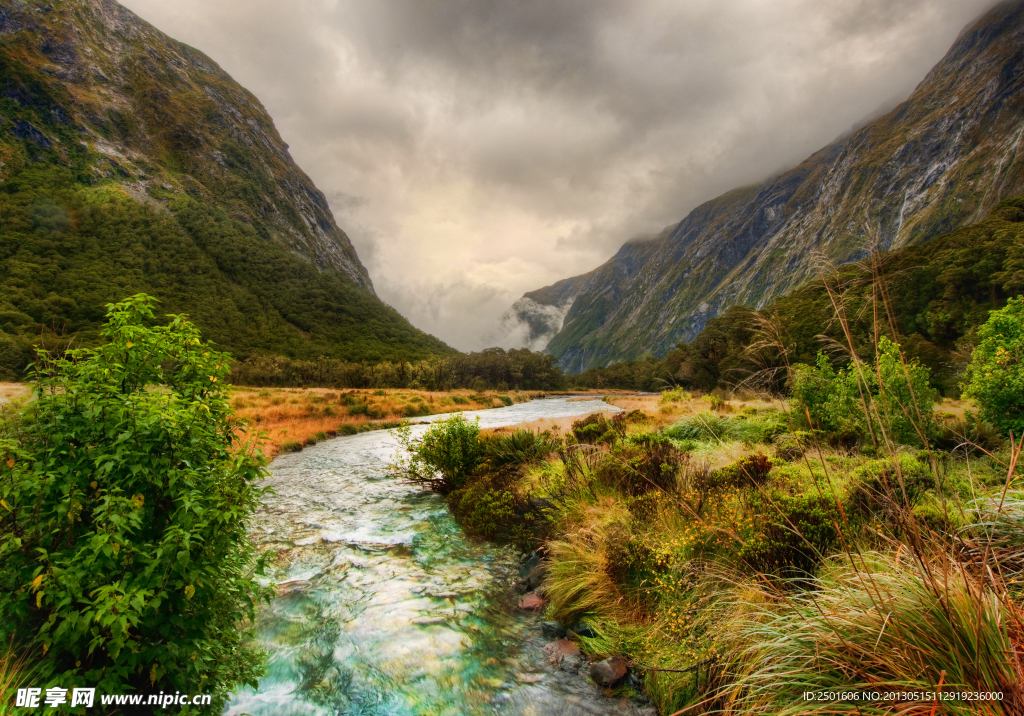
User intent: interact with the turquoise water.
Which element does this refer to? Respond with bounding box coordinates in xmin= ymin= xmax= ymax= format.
xmin=225 ymin=398 xmax=638 ymax=716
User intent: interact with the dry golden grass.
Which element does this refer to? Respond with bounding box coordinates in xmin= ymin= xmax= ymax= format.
xmin=231 ymin=387 xmax=536 ymax=458
xmin=0 ymin=383 xmax=29 ymax=406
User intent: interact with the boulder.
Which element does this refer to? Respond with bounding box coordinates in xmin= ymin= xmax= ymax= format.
xmin=590 ymin=656 xmax=629 ymax=687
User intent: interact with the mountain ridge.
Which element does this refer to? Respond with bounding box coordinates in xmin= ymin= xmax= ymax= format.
xmin=0 ymin=0 xmax=454 ymax=379
xmin=510 ymin=0 xmax=1024 ymax=373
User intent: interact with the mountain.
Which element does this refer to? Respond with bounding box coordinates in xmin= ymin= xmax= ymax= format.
xmin=0 ymin=0 xmax=453 ymax=380
xmin=510 ymin=0 xmax=1024 ymax=374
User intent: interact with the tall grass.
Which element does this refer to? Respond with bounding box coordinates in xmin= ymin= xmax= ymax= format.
xmin=0 ymin=638 xmax=35 ymax=712
xmin=722 ymin=554 xmax=1023 ymax=715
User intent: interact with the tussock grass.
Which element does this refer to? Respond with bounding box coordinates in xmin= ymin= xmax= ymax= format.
xmin=725 ymin=553 xmax=1024 ymax=714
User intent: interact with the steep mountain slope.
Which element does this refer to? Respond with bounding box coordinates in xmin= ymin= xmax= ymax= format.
xmin=519 ymin=0 xmax=1024 ymax=373
xmin=0 ymin=0 xmax=452 ymax=380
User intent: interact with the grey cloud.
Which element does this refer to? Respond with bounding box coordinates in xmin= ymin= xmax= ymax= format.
xmin=121 ymin=0 xmax=1000 ymax=351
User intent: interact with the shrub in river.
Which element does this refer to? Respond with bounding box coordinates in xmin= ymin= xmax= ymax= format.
xmin=391 ymin=414 xmax=483 ymax=494
xmin=281 ymin=441 xmax=304 ymax=453
xmin=963 ymin=295 xmax=1024 ymax=435
xmin=446 ymin=468 xmax=544 ymax=549
xmin=0 ymin=295 xmax=270 ymax=708
xmin=338 ymin=424 xmax=359 ymax=436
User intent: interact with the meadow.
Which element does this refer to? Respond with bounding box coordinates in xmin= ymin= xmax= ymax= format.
xmin=398 ymin=296 xmax=1024 ymax=714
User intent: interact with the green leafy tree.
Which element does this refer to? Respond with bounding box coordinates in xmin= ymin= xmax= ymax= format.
xmin=963 ymin=296 xmax=1024 ymax=435
xmin=391 ymin=414 xmax=483 ymax=494
xmin=0 ymin=295 xmax=271 ymax=710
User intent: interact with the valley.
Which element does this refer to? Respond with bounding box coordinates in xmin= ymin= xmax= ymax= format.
xmin=3 ymin=1 xmax=1024 ymax=715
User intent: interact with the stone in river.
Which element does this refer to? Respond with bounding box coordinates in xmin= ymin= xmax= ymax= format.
xmin=542 ymin=638 xmax=580 ymax=666
xmin=541 ymin=620 xmax=566 ymax=639
xmin=517 ymin=592 xmax=545 ymax=611
xmin=590 ymin=656 xmax=629 ymax=687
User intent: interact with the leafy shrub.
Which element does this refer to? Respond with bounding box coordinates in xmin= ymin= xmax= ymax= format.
xmin=446 ymin=470 xmax=543 ymax=549
xmin=391 ymin=414 xmax=483 ymax=494
xmin=738 ymin=493 xmax=843 ymax=578
xmin=660 ymin=388 xmax=693 ymax=404
xmin=497 ymin=395 xmax=514 ymax=406
xmin=0 ymin=296 xmax=270 ymax=707
xmin=346 ymin=403 xmax=370 ymax=416
xmin=338 ymin=424 xmax=359 ymax=436
xmin=708 ymin=453 xmax=774 ymax=489
xmin=281 ymin=441 xmax=303 ymax=453
xmin=791 ymin=338 xmax=936 ymax=447
xmin=571 ymin=414 xmax=624 ymax=445
xmin=963 ymin=296 xmax=1024 ymax=435
xmin=451 ymin=396 xmax=470 ymax=405
xmin=598 ymin=436 xmax=686 ymax=495
xmin=846 ymin=455 xmax=934 ymax=516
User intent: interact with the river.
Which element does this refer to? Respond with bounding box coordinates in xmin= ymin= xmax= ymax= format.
xmin=225 ymin=397 xmax=657 ymax=716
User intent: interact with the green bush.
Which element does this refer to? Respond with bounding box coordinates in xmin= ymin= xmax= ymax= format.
xmin=708 ymin=453 xmax=774 ymax=490
xmin=446 ymin=471 xmax=542 ymax=549
xmin=0 ymin=296 xmax=270 ymax=708
xmin=664 ymin=412 xmax=785 ymax=445
xmin=738 ymin=493 xmax=843 ymax=578
xmin=963 ymin=296 xmax=1024 ymax=435
xmin=846 ymin=455 xmax=934 ymax=516
xmin=391 ymin=414 xmax=483 ymax=494
xmin=791 ymin=338 xmax=936 ymax=447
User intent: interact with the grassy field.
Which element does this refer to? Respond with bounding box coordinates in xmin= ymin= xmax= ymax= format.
xmin=231 ymin=386 xmax=541 ymax=457
xmin=424 ymin=381 xmax=1020 ymax=714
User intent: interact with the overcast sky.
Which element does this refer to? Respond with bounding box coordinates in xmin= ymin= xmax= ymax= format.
xmin=120 ymin=0 xmax=998 ymax=351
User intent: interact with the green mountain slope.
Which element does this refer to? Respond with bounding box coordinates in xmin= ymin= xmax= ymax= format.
xmin=0 ymin=0 xmax=453 ymax=380
xmin=519 ymin=0 xmax=1024 ymax=373
xmin=572 ymin=197 xmax=1024 ymax=395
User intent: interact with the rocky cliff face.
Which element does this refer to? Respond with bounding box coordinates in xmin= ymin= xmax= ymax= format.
xmin=519 ymin=0 xmax=1024 ymax=373
xmin=0 ymin=0 xmax=372 ymax=289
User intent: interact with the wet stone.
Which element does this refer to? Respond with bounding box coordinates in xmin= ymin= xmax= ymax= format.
xmin=517 ymin=592 xmax=545 ymax=611
xmin=560 ymin=653 xmax=584 ymax=673
xmin=590 ymin=656 xmax=629 ymax=687
xmin=542 ymin=638 xmax=581 ymax=666
xmin=542 ymin=620 xmax=567 ymax=639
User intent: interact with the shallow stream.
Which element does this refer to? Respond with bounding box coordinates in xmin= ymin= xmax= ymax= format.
xmin=225 ymin=398 xmax=656 ymax=716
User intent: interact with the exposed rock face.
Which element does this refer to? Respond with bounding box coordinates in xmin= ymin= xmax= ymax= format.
xmin=0 ymin=0 xmax=373 ymax=290
xmin=514 ymin=0 xmax=1024 ymax=373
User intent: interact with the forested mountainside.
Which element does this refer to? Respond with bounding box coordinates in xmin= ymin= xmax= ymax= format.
xmin=516 ymin=0 xmax=1024 ymax=373
xmin=0 ymin=0 xmax=453 ymax=380
xmin=570 ymin=197 xmax=1024 ymax=395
